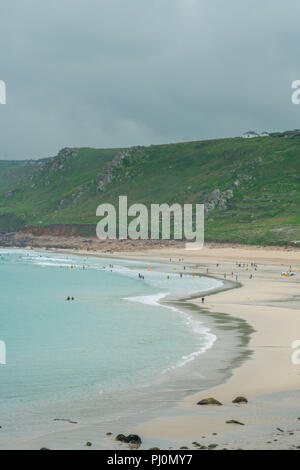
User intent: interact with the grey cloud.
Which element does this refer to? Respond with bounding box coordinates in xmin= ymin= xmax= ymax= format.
xmin=0 ymin=0 xmax=299 ymax=159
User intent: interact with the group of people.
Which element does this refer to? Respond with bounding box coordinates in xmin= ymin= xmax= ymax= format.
xmin=66 ymin=296 xmax=75 ymax=301
xmin=214 ymin=261 xmax=258 ymax=282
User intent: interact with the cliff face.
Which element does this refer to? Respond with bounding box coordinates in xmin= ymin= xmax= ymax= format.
xmin=0 ymin=230 xmax=184 ymax=252
xmin=21 ymin=224 xmax=94 ymax=237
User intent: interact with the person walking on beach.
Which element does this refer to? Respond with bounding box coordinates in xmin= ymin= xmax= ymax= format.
xmin=202 ymin=297 xmax=205 ymax=304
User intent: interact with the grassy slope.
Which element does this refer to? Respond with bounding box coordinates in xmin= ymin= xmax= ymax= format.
xmin=0 ymin=160 xmax=35 ymax=190
xmin=0 ymin=134 xmax=300 ymax=245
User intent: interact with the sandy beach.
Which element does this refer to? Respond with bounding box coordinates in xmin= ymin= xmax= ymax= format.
xmin=2 ymin=242 xmax=300 ymax=450
xmin=122 ymin=245 xmax=300 ymax=450
xmin=56 ymin=243 xmax=300 ymax=450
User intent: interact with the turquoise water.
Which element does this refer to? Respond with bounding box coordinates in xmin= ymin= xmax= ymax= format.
xmin=0 ymin=249 xmax=221 ymax=411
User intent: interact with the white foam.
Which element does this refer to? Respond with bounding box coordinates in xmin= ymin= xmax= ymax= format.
xmin=124 ymin=291 xmax=217 ymax=372
xmin=5 ymin=248 xmax=219 ymax=373
xmin=32 ymin=261 xmax=71 ymax=267
xmin=123 ymin=292 xmax=168 ymax=306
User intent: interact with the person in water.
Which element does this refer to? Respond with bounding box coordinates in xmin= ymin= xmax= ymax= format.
xmin=66 ymin=296 xmax=70 ymax=301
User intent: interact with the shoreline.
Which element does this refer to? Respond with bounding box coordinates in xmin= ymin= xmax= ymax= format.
xmin=0 ymin=246 xmax=254 ymax=450
xmin=2 ymin=244 xmax=300 ymax=449
xmin=128 ymin=245 xmax=300 ymax=450
xmin=51 ymin=244 xmax=300 ymax=449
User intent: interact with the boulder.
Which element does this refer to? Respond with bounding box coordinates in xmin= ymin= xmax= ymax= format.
xmin=115 ymin=433 xmax=142 ymax=447
xmin=197 ymin=398 xmax=222 ymax=406
xmin=116 ymin=434 xmax=129 ymax=443
xmin=127 ymin=434 xmax=142 ymax=446
xmin=232 ymin=396 xmax=248 ymax=404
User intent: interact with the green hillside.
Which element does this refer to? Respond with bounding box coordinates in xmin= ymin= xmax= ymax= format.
xmin=1 ymin=132 xmax=300 ymax=246
xmin=0 ymin=160 xmax=36 ymax=190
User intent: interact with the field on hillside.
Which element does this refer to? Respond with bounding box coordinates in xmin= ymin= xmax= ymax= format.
xmin=0 ymin=132 xmax=300 ymax=246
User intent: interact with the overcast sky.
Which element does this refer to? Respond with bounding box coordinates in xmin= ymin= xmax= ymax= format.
xmin=0 ymin=0 xmax=299 ymax=159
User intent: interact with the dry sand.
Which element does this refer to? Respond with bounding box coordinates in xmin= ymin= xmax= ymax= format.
xmin=120 ymin=245 xmax=300 ymax=449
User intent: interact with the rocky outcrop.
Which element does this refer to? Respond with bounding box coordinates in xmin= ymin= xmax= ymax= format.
xmin=24 ymin=148 xmax=79 ymax=187
xmin=96 ymin=146 xmax=145 ymax=192
xmin=57 ymin=148 xmax=78 ymax=159
xmin=205 ymin=189 xmax=234 ymax=212
xmin=0 ymin=230 xmax=186 ymax=251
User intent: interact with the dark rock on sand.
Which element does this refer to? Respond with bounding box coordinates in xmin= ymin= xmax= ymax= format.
xmin=208 ymin=444 xmax=218 ymax=449
xmin=197 ymin=398 xmax=222 ymax=406
xmin=127 ymin=434 xmax=142 ymax=445
xmin=106 ymin=432 xmax=112 ymax=436
xmin=149 ymin=447 xmax=160 ymax=450
xmin=232 ymin=396 xmax=248 ymax=404
xmin=180 ymin=446 xmax=189 ymax=449
xmin=116 ymin=434 xmax=128 ymax=443
xmin=193 ymin=441 xmax=201 ymax=447
xmin=116 ymin=434 xmax=142 ymax=447
xmin=40 ymin=448 xmax=51 ymax=451
xmin=226 ymin=420 xmax=245 ymax=426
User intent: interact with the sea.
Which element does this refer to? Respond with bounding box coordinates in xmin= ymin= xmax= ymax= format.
xmin=0 ymin=248 xmax=252 ymax=449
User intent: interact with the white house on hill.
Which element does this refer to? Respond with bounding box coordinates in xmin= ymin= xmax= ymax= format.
xmin=242 ymin=130 xmax=259 ymax=138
